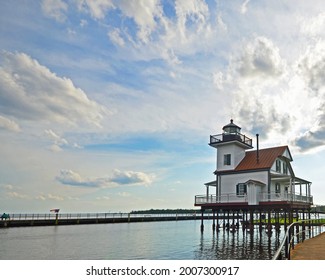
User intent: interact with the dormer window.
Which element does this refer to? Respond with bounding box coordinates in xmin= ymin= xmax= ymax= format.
xmin=283 ymin=162 xmax=288 ymax=174
xmin=224 ymin=154 xmax=231 ymax=165
xmin=276 ymin=159 xmax=281 ymax=173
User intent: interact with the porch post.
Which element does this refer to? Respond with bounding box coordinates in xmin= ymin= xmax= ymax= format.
xmin=217 ymin=175 xmax=221 ymax=202
xmin=300 ymin=182 xmax=302 ymax=197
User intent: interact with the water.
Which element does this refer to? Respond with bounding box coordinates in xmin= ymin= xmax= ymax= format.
xmin=0 ymin=220 xmax=284 ymax=260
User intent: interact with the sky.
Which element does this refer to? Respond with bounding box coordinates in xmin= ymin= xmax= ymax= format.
xmin=1 ymin=0 xmax=325 ymax=213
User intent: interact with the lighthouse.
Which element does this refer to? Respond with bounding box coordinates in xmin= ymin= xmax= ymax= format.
xmin=195 ymin=119 xmax=312 ymax=233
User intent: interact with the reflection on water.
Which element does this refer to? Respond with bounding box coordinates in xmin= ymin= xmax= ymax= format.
xmin=195 ymin=226 xmax=283 ymax=260
xmin=0 ymin=220 xmax=284 ymax=260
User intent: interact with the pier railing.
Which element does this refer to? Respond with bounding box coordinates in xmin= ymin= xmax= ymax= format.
xmin=4 ymin=212 xmax=202 ymax=221
xmin=272 ymin=219 xmax=325 ymax=260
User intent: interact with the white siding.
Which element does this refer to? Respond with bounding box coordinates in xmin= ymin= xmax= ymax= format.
xmin=282 ymin=148 xmax=292 ymax=160
xmin=247 ymin=182 xmax=264 ymax=205
xmin=219 ymin=171 xmax=268 ymax=195
xmin=217 ymin=144 xmax=246 ymax=171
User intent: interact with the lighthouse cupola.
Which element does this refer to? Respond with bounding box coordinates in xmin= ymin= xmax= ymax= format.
xmin=209 ymin=119 xmax=253 ymax=149
xmin=223 ymin=119 xmax=241 ymax=134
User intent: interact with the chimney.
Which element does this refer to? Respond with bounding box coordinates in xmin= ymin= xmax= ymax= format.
xmin=256 ymin=134 xmax=259 ymax=164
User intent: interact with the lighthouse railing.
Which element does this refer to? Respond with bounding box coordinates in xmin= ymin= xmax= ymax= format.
xmin=210 ymin=132 xmax=252 ymax=146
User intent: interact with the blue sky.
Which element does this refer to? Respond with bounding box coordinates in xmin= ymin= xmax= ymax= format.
xmin=1 ymin=0 xmax=325 ymax=213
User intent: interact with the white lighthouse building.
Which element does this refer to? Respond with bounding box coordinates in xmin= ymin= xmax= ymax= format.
xmin=195 ymin=120 xmax=312 ymax=208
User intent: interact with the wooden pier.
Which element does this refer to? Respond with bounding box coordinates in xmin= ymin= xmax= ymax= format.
xmin=0 ymin=212 xmax=225 ymax=228
xmin=290 ymin=232 xmax=325 ymax=260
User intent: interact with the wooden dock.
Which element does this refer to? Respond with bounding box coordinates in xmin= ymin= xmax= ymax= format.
xmin=0 ymin=212 xmax=226 ymax=228
xmin=290 ymin=232 xmax=325 ymax=260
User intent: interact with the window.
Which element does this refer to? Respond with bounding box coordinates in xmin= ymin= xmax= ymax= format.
xmin=224 ymin=154 xmax=231 ymax=165
xmin=276 ymin=159 xmax=281 ymax=173
xmin=236 ymin=183 xmax=247 ymax=196
xmin=283 ymin=162 xmax=288 ymax=174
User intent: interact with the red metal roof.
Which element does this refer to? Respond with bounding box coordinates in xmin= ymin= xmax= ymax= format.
xmin=234 ymin=146 xmax=289 ymax=171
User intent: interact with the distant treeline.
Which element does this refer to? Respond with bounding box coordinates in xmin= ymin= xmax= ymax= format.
xmin=130 ymin=209 xmax=207 ymax=214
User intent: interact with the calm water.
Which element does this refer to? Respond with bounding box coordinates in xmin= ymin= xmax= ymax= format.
xmin=0 ymin=220 xmax=284 ymax=260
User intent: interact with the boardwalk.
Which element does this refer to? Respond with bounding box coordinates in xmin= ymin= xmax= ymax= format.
xmin=290 ymin=232 xmax=325 ymax=260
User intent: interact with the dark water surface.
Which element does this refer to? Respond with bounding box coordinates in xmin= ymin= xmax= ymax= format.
xmin=0 ymin=220 xmax=284 ymax=260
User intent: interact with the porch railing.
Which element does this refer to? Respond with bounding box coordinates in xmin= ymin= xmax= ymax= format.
xmin=195 ymin=194 xmax=247 ymax=205
xmin=195 ymin=192 xmax=313 ymax=205
xmin=259 ymin=192 xmax=313 ymax=204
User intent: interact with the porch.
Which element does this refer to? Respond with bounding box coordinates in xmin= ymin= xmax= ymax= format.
xmin=194 ymin=192 xmax=313 ymax=206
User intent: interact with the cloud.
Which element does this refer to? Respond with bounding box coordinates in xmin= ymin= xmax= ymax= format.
xmin=45 ymin=129 xmax=68 ymax=146
xmin=96 ymin=196 xmax=110 ymax=200
xmin=41 ymin=0 xmax=68 ymax=22
xmin=294 ymin=127 xmax=325 ymax=152
xmin=117 ymin=0 xmax=163 ymax=43
xmin=36 ymin=193 xmax=70 ymax=201
xmin=0 ymin=51 xmax=106 ymax=128
xmin=222 ymin=36 xmax=290 ymax=137
xmin=297 ymin=40 xmax=325 ymax=95
xmin=240 ymin=0 xmax=250 ymax=14
xmin=56 ymin=169 xmax=154 ymax=188
xmin=236 ymin=36 xmax=285 ymax=78
xmin=108 ymin=28 xmax=125 ymax=47
xmin=293 ymin=40 xmax=325 ymax=151
xmin=44 ymin=129 xmax=82 ymax=152
xmin=118 ymin=192 xmax=131 ymax=197
xmin=77 ymin=0 xmax=114 ymax=19
xmin=6 ymin=192 xmax=29 ymax=199
xmin=0 ymin=115 xmax=21 ymax=132
xmin=110 ymin=169 xmax=154 ymax=185
xmin=66 ymin=0 xmax=217 ymax=64
xmin=300 ymin=12 xmax=325 ymax=37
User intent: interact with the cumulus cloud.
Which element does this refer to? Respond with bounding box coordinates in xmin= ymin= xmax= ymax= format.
xmin=0 ymin=115 xmax=20 ymax=132
xmin=224 ymin=36 xmax=291 ymax=138
xmin=56 ymin=169 xmax=154 ymax=188
xmin=226 ymin=35 xmax=325 ymax=152
xmin=0 ymin=51 xmax=105 ymax=128
xmin=110 ymin=169 xmax=154 ymax=185
xmin=293 ymin=40 xmax=325 ymax=151
xmin=297 ymin=41 xmax=325 ymax=95
xmin=236 ymin=36 xmax=285 ymax=78
xmin=118 ymin=0 xmax=163 ymax=43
